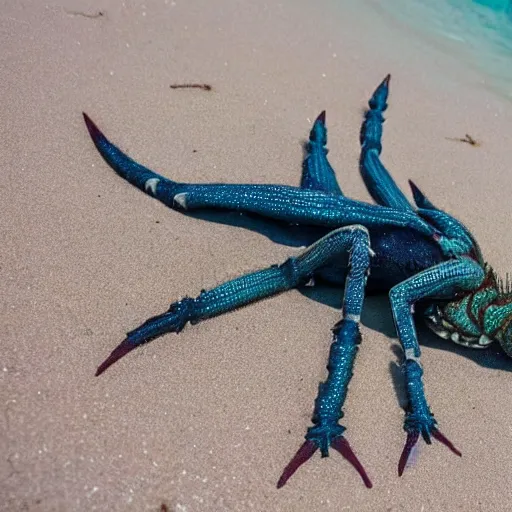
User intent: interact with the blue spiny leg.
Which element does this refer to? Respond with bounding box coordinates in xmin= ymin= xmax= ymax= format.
xmin=408 ymin=180 xmax=483 ymax=260
xmin=83 ymin=114 xmax=438 ymax=238
xmin=301 ymin=111 xmax=343 ymax=195
xmin=278 ymin=225 xmax=373 ymax=489
xmin=359 ymin=75 xmax=413 ymax=211
xmin=388 ymin=257 xmax=484 ymax=475
xmin=96 ymin=225 xmax=368 ymax=378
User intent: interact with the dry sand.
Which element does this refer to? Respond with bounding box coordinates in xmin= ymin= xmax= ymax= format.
xmin=2 ymin=0 xmax=512 ymax=510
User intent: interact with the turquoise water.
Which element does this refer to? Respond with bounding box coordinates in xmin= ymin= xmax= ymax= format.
xmin=474 ymin=0 xmax=511 ymax=16
xmin=376 ymin=0 xmax=512 ymax=98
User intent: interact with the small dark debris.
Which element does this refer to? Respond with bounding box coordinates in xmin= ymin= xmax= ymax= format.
xmin=170 ymin=83 xmax=212 ymax=92
xmin=193 ymin=149 xmax=198 ymax=153
xmin=160 ymin=504 xmax=169 ymax=512
xmin=446 ymin=134 xmax=480 ymax=147
xmin=155 ymin=220 xmax=160 ymax=224
xmin=65 ymin=9 xmax=104 ymax=19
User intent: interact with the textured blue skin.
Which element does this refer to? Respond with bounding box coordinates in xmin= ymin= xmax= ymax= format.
xmin=84 ymin=75 xmax=487 ymax=487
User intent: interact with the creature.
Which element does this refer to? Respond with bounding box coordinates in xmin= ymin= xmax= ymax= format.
xmin=83 ymin=75 xmax=512 ymax=489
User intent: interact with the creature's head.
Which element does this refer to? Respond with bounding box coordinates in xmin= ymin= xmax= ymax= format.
xmin=409 ymin=181 xmax=512 ymax=356
xmin=479 ymin=272 xmax=512 ymax=358
xmin=425 ymin=267 xmax=512 ymax=358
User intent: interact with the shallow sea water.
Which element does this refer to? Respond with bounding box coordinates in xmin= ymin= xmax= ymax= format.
xmin=372 ymin=0 xmax=512 ymax=99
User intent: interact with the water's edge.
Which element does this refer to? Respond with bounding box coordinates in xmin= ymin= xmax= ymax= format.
xmin=364 ymin=0 xmax=512 ymax=101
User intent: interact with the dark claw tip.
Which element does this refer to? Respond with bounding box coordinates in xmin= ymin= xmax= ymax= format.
xmin=82 ymin=112 xmax=105 ymax=142
xmin=95 ymin=339 xmax=137 ymax=376
xmin=432 ymin=429 xmax=462 ymax=457
xmin=277 ymin=440 xmax=318 ymax=489
xmin=398 ymin=431 xmax=420 ymax=476
xmin=408 ymin=179 xmax=425 ymax=200
xmin=315 ymin=110 xmax=326 ymax=125
xmin=408 ymin=179 xmax=419 ymax=194
xmin=331 ymin=436 xmax=373 ymax=488
xmin=383 ymin=74 xmax=391 ymax=85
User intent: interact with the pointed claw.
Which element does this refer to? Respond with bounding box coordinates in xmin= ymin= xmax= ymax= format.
xmin=83 ymin=112 xmax=106 ymax=144
xmin=277 ymin=440 xmax=318 ymax=489
xmin=309 ymin=111 xmax=328 ymax=145
xmin=398 ymin=431 xmax=420 ymax=476
xmin=398 ymin=427 xmax=461 ymax=476
xmin=331 ymin=436 xmax=373 ymax=488
xmin=96 ymin=339 xmax=138 ymax=376
xmin=369 ymin=74 xmax=391 ymax=111
xmin=432 ymin=429 xmax=462 ymax=457
xmin=95 ymin=300 xmax=193 ymax=376
xmin=408 ymin=180 xmax=435 ymax=209
xmin=408 ymin=179 xmax=424 ymax=205
xmin=315 ymin=110 xmax=326 ymax=125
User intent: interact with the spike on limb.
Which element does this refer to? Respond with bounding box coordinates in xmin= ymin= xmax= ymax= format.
xmin=432 ymin=429 xmax=462 ymax=457
xmin=309 ymin=110 xmax=327 ymax=145
xmin=316 ymin=110 xmax=326 ymax=125
xmin=331 ymin=436 xmax=373 ymax=488
xmin=95 ymin=339 xmax=140 ymax=376
xmin=398 ymin=431 xmax=419 ymax=476
xmin=95 ymin=311 xmax=186 ymax=375
xmin=277 ymin=436 xmax=372 ymax=489
xmin=369 ymin=74 xmax=391 ymax=111
xmin=83 ymin=112 xmax=107 ymax=145
xmin=408 ymin=180 xmax=435 ymax=209
xmin=277 ymin=440 xmax=318 ymax=489
xmin=398 ymin=429 xmax=461 ymax=476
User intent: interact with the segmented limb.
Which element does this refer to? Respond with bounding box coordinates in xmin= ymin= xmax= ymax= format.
xmin=408 ymin=179 xmax=480 ymax=258
xmin=97 ymin=226 xmax=364 ymax=375
xmin=388 ymin=257 xmax=484 ymax=475
xmin=278 ymin=225 xmax=373 ymax=489
xmin=359 ymin=75 xmax=413 ymax=211
xmin=301 ymin=111 xmax=343 ymax=195
xmin=83 ymin=114 xmax=437 ymax=237
xmin=358 ymin=77 xmax=477 ymax=258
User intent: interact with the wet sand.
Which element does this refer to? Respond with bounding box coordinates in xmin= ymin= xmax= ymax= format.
xmin=2 ymin=1 xmax=512 ymax=510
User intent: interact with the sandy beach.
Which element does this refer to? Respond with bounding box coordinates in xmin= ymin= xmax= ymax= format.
xmin=2 ymin=1 xmax=512 ymax=510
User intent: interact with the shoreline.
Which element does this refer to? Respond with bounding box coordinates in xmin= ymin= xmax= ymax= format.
xmin=359 ymin=0 xmax=512 ymax=102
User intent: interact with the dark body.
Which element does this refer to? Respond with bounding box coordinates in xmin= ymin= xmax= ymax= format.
xmin=318 ymin=226 xmax=444 ymax=293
